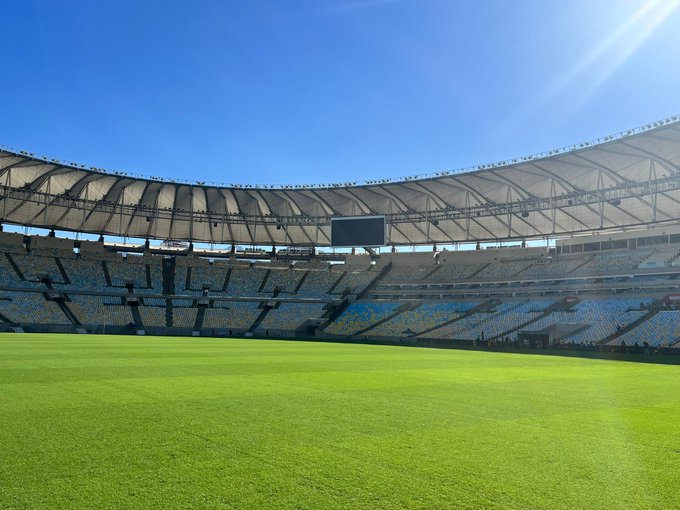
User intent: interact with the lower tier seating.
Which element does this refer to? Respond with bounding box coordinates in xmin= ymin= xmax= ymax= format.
xmin=172 ymin=307 xmax=197 ymax=328
xmin=523 ymin=299 xmax=653 ymax=344
xmin=0 ymin=292 xmax=69 ymax=324
xmin=614 ymin=311 xmax=680 ymax=347
xmin=368 ymin=302 xmax=479 ymax=337
xmin=203 ymin=302 xmax=261 ymax=330
xmin=259 ymin=302 xmax=327 ymax=331
xmin=324 ymin=302 xmax=401 ymax=336
xmin=68 ymin=295 xmax=133 ymax=326
xmin=425 ymin=301 xmax=548 ymax=340
xmin=139 ymin=306 xmax=166 ymax=327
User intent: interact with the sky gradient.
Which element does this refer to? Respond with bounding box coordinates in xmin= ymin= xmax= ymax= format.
xmin=2 ymin=0 xmax=680 ymax=187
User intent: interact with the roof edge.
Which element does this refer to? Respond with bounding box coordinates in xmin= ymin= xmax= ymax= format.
xmin=1 ymin=114 xmax=679 ymax=190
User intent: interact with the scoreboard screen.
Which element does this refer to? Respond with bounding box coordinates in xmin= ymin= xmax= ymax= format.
xmin=330 ymin=216 xmax=386 ymax=247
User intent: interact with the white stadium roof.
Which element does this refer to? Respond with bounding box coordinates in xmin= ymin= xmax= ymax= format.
xmin=1 ymin=115 xmax=680 ymax=246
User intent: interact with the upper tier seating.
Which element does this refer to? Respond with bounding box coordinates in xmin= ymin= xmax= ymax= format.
xmin=425 ymin=263 xmax=487 ymax=283
xmin=107 ymin=259 xmax=148 ymax=288
xmin=637 ymin=251 xmax=674 ymax=269
xmin=515 ymin=257 xmax=589 ymax=279
xmin=473 ymin=260 xmax=534 ymax=280
xmin=174 ymin=266 xmax=189 ymax=291
xmin=262 ymin=268 xmax=304 ymax=294
xmin=573 ymin=252 xmax=651 ymax=275
xmin=58 ymin=258 xmax=107 ymax=290
xmin=0 ymin=240 xmax=26 ymax=255
xmin=331 ymin=271 xmax=376 ymax=294
xmin=188 ymin=265 xmax=228 ymax=291
xmin=0 ymin=254 xmax=38 ymax=288
xmin=11 ymin=253 xmax=66 ymax=284
xmin=382 ymin=265 xmax=434 ymax=283
xmin=225 ymin=267 xmax=268 ymax=296
xmin=295 ymin=270 xmax=339 ymax=297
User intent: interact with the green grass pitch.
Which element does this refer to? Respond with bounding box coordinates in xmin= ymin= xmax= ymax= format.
xmin=1 ymin=334 xmax=680 ymax=509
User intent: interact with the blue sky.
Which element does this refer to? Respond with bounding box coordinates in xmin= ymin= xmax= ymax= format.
xmin=2 ymin=0 xmax=680 ymax=187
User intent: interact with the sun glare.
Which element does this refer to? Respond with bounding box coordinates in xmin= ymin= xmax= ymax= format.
xmin=512 ymin=0 xmax=680 ymax=127
xmin=567 ymin=0 xmax=680 ymax=108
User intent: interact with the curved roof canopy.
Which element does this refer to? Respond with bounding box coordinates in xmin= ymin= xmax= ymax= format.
xmin=1 ymin=115 xmax=680 ymax=246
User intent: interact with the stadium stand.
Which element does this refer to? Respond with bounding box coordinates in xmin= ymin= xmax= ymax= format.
xmin=68 ymin=295 xmax=133 ymax=326
xmin=262 ymin=268 xmax=303 ymax=295
xmin=426 ymin=263 xmax=487 ymax=282
xmin=331 ymin=270 xmax=377 ymax=295
xmin=4 ymin=116 xmax=680 ymax=357
xmin=381 ymin=264 xmax=435 ymax=283
xmin=139 ymin=306 xmax=166 ymax=327
xmin=11 ymin=253 xmax=66 ymax=284
xmin=574 ymin=251 xmax=652 ymax=275
xmin=258 ymin=302 xmax=327 ymax=331
xmin=367 ymin=301 xmax=479 ymax=337
xmin=324 ymin=301 xmax=401 ymax=336
xmin=187 ymin=262 xmax=228 ymax=291
xmin=172 ymin=307 xmax=198 ymax=328
xmin=613 ymin=310 xmax=680 ymax=347
xmin=0 ymin=291 xmax=69 ymax=324
xmin=295 ymin=269 xmax=339 ymax=297
xmin=203 ymin=302 xmax=261 ymax=330
xmin=2 ymin=223 xmax=680 ymax=352
xmin=526 ymin=298 xmax=653 ymax=344
xmin=58 ymin=258 xmax=107 ymax=290
xmin=425 ymin=301 xmax=549 ymax=340
xmin=511 ymin=256 xmax=586 ymax=279
xmin=0 ymin=253 xmax=37 ymax=287
xmin=225 ymin=267 xmax=268 ymax=296
xmin=107 ymin=258 xmax=147 ymax=287
xmin=473 ymin=260 xmax=534 ymax=280
xmin=460 ymin=300 xmax=554 ymax=340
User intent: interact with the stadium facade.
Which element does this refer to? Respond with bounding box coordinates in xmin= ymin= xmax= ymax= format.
xmin=1 ymin=116 xmax=680 ymax=350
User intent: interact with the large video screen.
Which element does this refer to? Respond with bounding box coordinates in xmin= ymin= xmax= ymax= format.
xmin=331 ymin=216 xmax=386 ymax=247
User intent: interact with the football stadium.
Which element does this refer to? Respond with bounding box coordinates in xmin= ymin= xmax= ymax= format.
xmin=3 ymin=117 xmax=680 ymax=509
xmin=2 ymin=118 xmax=680 ymax=346
xmin=3 ymin=2 xmax=680 ymax=509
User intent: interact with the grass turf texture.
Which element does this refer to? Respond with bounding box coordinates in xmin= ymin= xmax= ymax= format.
xmin=1 ymin=335 xmax=680 ymax=509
